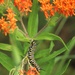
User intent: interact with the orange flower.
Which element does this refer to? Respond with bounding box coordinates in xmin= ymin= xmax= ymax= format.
xmin=0 ymin=0 xmax=4 ymax=4
xmin=0 ymin=8 xmax=17 ymax=35
xmin=0 ymin=17 xmax=9 ymax=35
xmin=53 ymin=0 xmax=75 ymax=17
xmin=26 ymin=67 xmax=40 ymax=75
xmin=19 ymin=67 xmax=40 ymax=75
xmin=39 ymin=0 xmax=75 ymax=18
xmin=38 ymin=0 xmax=55 ymax=18
xmin=38 ymin=0 xmax=50 ymax=4
xmin=14 ymin=0 xmax=32 ymax=15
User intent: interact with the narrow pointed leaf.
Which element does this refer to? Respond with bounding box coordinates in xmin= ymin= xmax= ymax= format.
xmin=9 ymin=33 xmax=22 ymax=65
xmin=46 ymin=59 xmax=55 ymax=75
xmin=0 ymin=52 xmax=14 ymax=71
xmin=56 ymin=59 xmax=71 ymax=75
xmin=37 ymin=37 xmax=75 ymax=65
xmin=35 ymin=33 xmax=68 ymax=50
xmin=49 ymin=41 xmax=55 ymax=53
xmin=37 ymin=48 xmax=65 ymax=64
xmin=0 ymin=43 xmax=12 ymax=51
xmin=42 ymin=14 xmax=62 ymax=33
xmin=28 ymin=0 xmax=38 ymax=37
xmin=35 ymin=49 xmax=49 ymax=58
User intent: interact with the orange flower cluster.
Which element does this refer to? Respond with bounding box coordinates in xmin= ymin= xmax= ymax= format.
xmin=26 ymin=67 xmax=40 ymax=75
xmin=38 ymin=0 xmax=75 ymax=18
xmin=19 ymin=67 xmax=40 ymax=75
xmin=38 ymin=0 xmax=54 ymax=18
xmin=0 ymin=0 xmax=4 ymax=4
xmin=14 ymin=0 xmax=32 ymax=15
xmin=0 ymin=8 xmax=17 ymax=35
xmin=53 ymin=0 xmax=75 ymax=17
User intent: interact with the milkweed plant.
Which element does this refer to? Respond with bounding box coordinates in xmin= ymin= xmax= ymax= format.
xmin=0 ymin=0 xmax=75 ymax=75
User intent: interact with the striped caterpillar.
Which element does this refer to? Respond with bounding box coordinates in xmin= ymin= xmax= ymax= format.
xmin=28 ymin=40 xmax=40 ymax=72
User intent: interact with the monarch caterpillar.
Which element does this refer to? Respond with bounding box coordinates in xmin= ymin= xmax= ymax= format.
xmin=28 ymin=40 xmax=40 ymax=72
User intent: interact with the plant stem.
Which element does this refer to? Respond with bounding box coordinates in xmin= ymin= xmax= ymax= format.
xmin=35 ymin=16 xmax=62 ymax=37
xmin=17 ymin=28 xmax=27 ymax=37
xmin=20 ymin=16 xmax=29 ymax=37
xmin=55 ymin=17 xmax=68 ymax=35
xmin=34 ymin=19 xmax=51 ymax=37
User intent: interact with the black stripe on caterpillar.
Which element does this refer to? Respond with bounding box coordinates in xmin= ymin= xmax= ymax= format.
xmin=28 ymin=40 xmax=40 ymax=72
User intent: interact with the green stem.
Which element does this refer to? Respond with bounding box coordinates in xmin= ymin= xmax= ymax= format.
xmin=34 ymin=18 xmax=53 ymax=37
xmin=20 ymin=16 xmax=29 ymax=38
xmin=17 ymin=28 xmax=27 ymax=37
xmin=57 ymin=55 xmax=75 ymax=59
xmin=35 ymin=16 xmax=62 ymax=37
xmin=35 ymin=21 xmax=48 ymax=37
xmin=55 ymin=17 xmax=68 ymax=35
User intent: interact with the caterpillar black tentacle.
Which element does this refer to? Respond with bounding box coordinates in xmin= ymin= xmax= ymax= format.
xmin=28 ymin=40 xmax=40 ymax=72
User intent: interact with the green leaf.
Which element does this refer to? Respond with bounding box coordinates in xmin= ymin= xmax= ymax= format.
xmin=35 ymin=33 xmax=68 ymax=50
xmin=55 ymin=59 xmax=71 ymax=75
xmin=45 ymin=59 xmax=55 ymax=75
xmin=41 ymin=14 xmax=62 ymax=33
xmin=49 ymin=41 xmax=55 ymax=53
xmin=36 ymin=37 xmax=75 ymax=75
xmin=48 ymin=15 xmax=59 ymax=26
xmin=40 ymin=58 xmax=55 ymax=75
xmin=0 ymin=5 xmax=5 ymax=15
xmin=35 ymin=49 xmax=49 ymax=58
xmin=54 ymin=37 xmax=75 ymax=75
xmin=36 ymin=37 xmax=75 ymax=65
xmin=36 ymin=36 xmax=75 ymax=64
xmin=28 ymin=0 xmax=38 ymax=37
xmin=37 ymin=48 xmax=65 ymax=64
xmin=9 ymin=33 xmax=22 ymax=65
xmin=0 ymin=52 xmax=14 ymax=71
xmin=0 ymin=43 xmax=12 ymax=51
xmin=24 ymin=42 xmax=30 ymax=55
xmin=68 ymin=37 xmax=75 ymax=49
xmin=55 ymin=17 xmax=67 ymax=35
xmin=15 ymin=28 xmax=30 ymax=42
